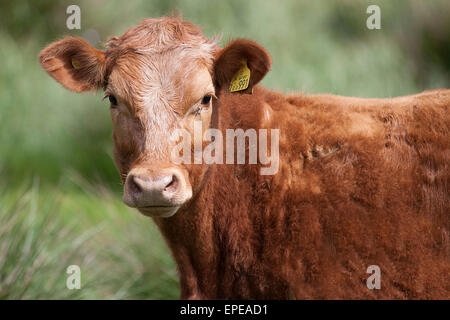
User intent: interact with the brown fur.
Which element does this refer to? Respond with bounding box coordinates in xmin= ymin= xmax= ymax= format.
xmin=157 ymin=87 xmax=450 ymax=299
xmin=39 ymin=16 xmax=450 ymax=299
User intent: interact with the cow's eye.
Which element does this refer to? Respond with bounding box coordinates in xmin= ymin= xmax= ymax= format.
xmin=108 ymin=95 xmax=118 ymax=106
xmin=201 ymin=95 xmax=212 ymax=105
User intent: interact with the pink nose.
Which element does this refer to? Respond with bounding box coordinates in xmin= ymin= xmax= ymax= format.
xmin=122 ymin=168 xmax=192 ymax=210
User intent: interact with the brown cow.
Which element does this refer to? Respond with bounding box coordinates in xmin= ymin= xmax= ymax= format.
xmin=40 ymin=16 xmax=449 ymax=299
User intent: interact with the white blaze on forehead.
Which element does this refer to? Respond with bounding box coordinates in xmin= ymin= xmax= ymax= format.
xmin=137 ymin=49 xmax=214 ymax=156
xmin=138 ymin=56 xmax=179 ymax=154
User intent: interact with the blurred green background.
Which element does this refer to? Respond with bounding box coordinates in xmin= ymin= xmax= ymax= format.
xmin=0 ymin=0 xmax=448 ymax=299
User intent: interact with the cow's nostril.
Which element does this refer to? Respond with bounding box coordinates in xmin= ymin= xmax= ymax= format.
xmin=164 ymin=174 xmax=179 ymax=193
xmin=129 ymin=175 xmax=142 ymax=194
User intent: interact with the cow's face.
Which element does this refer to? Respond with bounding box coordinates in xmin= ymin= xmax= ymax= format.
xmin=40 ymin=17 xmax=271 ymax=217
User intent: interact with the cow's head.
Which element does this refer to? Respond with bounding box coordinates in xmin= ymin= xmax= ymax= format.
xmin=40 ymin=17 xmax=271 ymax=217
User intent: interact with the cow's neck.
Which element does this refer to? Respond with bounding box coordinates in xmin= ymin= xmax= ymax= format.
xmin=153 ymin=163 xmax=256 ymax=299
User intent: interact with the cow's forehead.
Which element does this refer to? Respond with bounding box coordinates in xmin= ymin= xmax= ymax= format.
xmin=107 ymin=47 xmax=214 ymax=113
xmin=104 ymin=17 xmax=217 ymax=109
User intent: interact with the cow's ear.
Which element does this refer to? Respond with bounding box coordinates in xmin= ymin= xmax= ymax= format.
xmin=39 ymin=37 xmax=107 ymax=92
xmin=213 ymin=39 xmax=271 ymax=93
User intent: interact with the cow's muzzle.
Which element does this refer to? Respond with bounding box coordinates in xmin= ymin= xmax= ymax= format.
xmin=122 ymin=166 xmax=192 ymax=217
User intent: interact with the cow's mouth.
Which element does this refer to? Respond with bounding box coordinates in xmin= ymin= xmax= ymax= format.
xmin=137 ymin=205 xmax=180 ymax=218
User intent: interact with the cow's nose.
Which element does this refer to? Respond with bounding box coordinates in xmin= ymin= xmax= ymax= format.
xmin=123 ymin=168 xmax=191 ymax=211
xmin=125 ymin=173 xmax=179 ymax=206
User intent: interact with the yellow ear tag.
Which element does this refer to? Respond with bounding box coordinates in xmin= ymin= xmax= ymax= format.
xmin=229 ymin=60 xmax=251 ymax=92
xmin=71 ymin=58 xmax=81 ymax=69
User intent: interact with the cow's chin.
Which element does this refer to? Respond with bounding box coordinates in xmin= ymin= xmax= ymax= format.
xmin=137 ymin=206 xmax=181 ymax=218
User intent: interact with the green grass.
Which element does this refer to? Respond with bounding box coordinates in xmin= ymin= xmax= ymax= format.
xmin=0 ymin=177 xmax=178 ymax=299
xmin=0 ymin=0 xmax=448 ymax=299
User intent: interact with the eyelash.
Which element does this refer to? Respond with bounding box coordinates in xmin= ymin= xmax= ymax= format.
xmin=108 ymin=95 xmax=118 ymax=106
xmin=103 ymin=94 xmax=118 ymax=109
xmin=193 ymin=94 xmax=213 ymax=116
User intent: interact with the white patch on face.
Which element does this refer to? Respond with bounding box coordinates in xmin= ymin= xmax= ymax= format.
xmin=136 ymin=47 xmax=215 ymax=159
xmin=137 ymin=57 xmax=179 ymax=156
